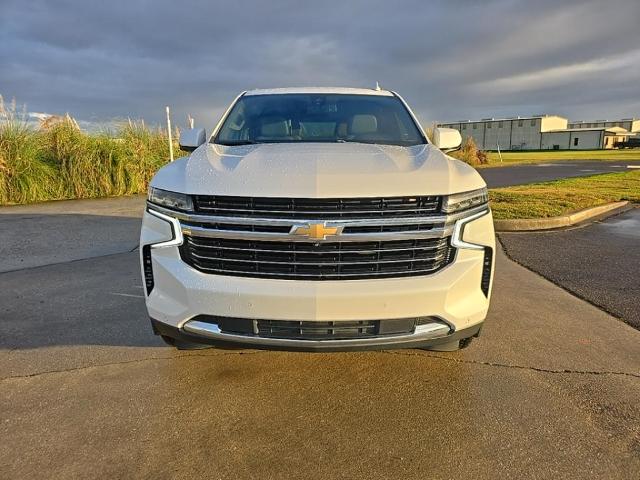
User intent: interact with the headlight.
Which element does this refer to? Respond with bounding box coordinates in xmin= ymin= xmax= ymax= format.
xmin=442 ymin=187 xmax=488 ymax=214
xmin=147 ymin=187 xmax=193 ymax=211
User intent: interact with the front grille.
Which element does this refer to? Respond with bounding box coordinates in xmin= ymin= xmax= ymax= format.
xmin=180 ymin=236 xmax=455 ymax=280
xmin=193 ymin=195 xmax=441 ymax=218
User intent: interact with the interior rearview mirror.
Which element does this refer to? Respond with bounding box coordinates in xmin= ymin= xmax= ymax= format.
xmin=179 ymin=128 xmax=207 ymax=152
xmin=432 ymin=127 xmax=462 ymax=152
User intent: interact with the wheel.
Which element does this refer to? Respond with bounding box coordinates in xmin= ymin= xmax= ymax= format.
xmin=159 ymin=335 xmax=211 ymax=350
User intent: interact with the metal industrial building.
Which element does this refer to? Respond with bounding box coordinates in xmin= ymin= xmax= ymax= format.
xmin=568 ymin=118 xmax=640 ymax=133
xmin=438 ymin=116 xmax=636 ymax=151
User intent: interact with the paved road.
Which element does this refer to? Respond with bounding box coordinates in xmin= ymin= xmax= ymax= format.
xmin=1 ymin=197 xmax=639 ymax=479
xmin=499 ymin=207 xmax=640 ymax=330
xmin=479 ymin=160 xmax=640 ymax=188
xmin=0 ymin=196 xmax=143 ymax=272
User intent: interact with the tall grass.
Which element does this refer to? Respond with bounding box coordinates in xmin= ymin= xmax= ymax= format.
xmin=0 ymin=110 xmax=178 ymax=205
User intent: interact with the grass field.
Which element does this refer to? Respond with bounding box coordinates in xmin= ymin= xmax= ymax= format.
xmin=482 ymin=149 xmax=640 ymax=167
xmin=0 ymin=117 xmax=180 ymax=205
xmin=489 ymin=170 xmax=640 ymax=219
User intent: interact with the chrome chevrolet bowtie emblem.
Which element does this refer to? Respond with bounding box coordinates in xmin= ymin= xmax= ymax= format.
xmin=290 ymin=222 xmax=343 ymax=240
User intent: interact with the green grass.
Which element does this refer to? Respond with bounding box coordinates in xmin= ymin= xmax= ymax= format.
xmin=489 ymin=170 xmax=640 ymax=219
xmin=0 ymin=117 xmax=181 ymax=205
xmin=482 ymin=149 xmax=640 ymax=167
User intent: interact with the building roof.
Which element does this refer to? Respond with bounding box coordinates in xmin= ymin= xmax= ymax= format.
xmin=439 ymin=114 xmax=565 ymax=124
xmin=548 ymin=127 xmax=635 ymax=135
xmin=569 ymin=118 xmax=638 ymax=123
xmin=244 ymin=87 xmax=394 ymax=96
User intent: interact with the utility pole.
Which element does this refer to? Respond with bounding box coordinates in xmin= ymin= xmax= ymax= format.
xmin=166 ymin=106 xmax=174 ymax=162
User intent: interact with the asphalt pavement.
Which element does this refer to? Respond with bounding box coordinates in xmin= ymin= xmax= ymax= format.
xmin=1 ymin=196 xmax=639 ymax=479
xmin=499 ymin=207 xmax=640 ymax=330
xmin=0 ymin=196 xmax=143 ymax=272
xmin=479 ymin=160 xmax=640 ymax=187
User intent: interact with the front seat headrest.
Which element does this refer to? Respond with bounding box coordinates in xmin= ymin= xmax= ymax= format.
xmin=260 ymin=118 xmax=289 ymax=137
xmin=350 ymin=114 xmax=378 ymax=135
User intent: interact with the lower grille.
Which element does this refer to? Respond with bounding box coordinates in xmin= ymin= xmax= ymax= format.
xmin=180 ymin=236 xmax=455 ymax=280
xmin=187 ymin=315 xmax=424 ymax=340
xmin=257 ymin=320 xmax=379 ymax=339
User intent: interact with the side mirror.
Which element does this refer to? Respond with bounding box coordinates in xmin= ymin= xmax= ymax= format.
xmin=432 ymin=127 xmax=462 ymax=152
xmin=179 ymin=128 xmax=207 ymax=152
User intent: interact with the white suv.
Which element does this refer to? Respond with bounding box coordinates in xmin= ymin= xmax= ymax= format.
xmin=140 ymin=87 xmax=495 ymax=351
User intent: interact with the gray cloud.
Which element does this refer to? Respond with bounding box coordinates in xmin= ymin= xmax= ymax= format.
xmin=1 ymin=0 xmax=639 ymax=129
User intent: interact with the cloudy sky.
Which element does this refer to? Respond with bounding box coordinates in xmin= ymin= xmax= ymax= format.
xmin=2 ymin=0 xmax=639 ymax=129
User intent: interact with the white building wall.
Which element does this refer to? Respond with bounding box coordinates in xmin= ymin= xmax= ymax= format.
xmin=458 ymin=122 xmax=486 ymax=149
xmin=541 ymin=130 xmax=604 ymax=150
xmin=510 ymin=118 xmax=543 ymax=149
xmin=483 ymin=120 xmax=512 ymax=150
xmin=540 ymin=132 xmax=570 ymax=150
xmin=569 ymin=130 xmax=603 ymax=149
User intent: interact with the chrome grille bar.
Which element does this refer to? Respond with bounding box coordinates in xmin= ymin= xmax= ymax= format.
xmin=149 ymin=202 xmax=484 ymax=229
xmin=186 ymin=238 xmax=448 ymax=254
xmin=188 ymin=251 xmax=448 ymax=265
xmin=185 ymin=265 xmax=447 ymax=278
xmin=194 ymin=206 xmax=440 ymax=216
xmin=181 ymin=223 xmax=453 ymax=242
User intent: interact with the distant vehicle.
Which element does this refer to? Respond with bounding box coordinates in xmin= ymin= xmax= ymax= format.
xmin=615 ymin=138 xmax=640 ymax=149
xmin=140 ymin=87 xmax=495 ymax=352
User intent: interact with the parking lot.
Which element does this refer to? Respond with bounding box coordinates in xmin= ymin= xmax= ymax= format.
xmin=1 ymin=196 xmax=639 ymax=479
xmin=479 ymin=159 xmax=640 ymax=187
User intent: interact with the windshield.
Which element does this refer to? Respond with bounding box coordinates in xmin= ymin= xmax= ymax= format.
xmin=214 ymin=94 xmax=426 ymax=147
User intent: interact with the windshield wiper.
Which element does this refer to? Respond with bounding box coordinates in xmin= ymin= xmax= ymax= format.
xmin=217 ymin=140 xmax=260 ymax=146
xmin=336 ymin=139 xmax=424 ymax=146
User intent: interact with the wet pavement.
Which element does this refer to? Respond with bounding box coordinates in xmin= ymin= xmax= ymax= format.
xmin=1 ymin=197 xmax=639 ymax=479
xmin=499 ymin=207 xmax=640 ymax=330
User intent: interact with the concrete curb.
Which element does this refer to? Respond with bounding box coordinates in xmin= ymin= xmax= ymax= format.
xmin=494 ymin=201 xmax=631 ymax=232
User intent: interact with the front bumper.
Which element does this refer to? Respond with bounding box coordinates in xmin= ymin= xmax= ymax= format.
xmin=151 ymin=316 xmax=483 ymax=352
xmin=140 ymin=206 xmax=495 ymax=351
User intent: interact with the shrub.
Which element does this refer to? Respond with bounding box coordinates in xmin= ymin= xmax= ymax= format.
xmin=449 ymin=137 xmax=488 ymax=166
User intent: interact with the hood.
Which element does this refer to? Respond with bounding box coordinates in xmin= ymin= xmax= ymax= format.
xmin=151 ymin=142 xmax=485 ymax=197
